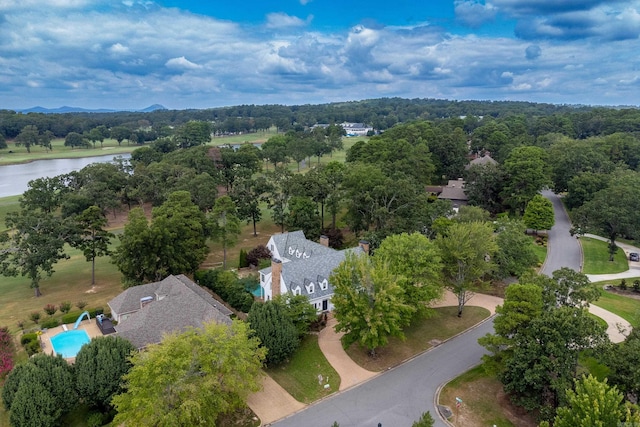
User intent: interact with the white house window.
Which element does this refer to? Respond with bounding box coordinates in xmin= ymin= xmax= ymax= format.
xmin=293 ymin=286 xmax=301 ymax=296
xmin=306 ymin=283 xmax=315 ymax=294
xmin=320 ymin=278 xmax=329 ymax=290
xmin=288 ymin=246 xmax=295 ymax=255
xmin=260 ymin=273 xmax=265 ymax=283
xmin=270 ymin=244 xmax=274 ymax=251
xmin=303 ymin=252 xmax=310 ymax=259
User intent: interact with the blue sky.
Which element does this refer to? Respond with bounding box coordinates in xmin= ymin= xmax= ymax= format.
xmin=1 ymin=0 xmax=639 ymax=110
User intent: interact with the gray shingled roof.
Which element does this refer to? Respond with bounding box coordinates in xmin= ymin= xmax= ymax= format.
xmin=110 ymin=275 xmax=232 ymax=349
xmin=261 ymin=230 xmax=364 ymax=299
xmin=465 ymin=154 xmax=498 ymax=170
xmin=271 ymin=230 xmax=334 ymax=262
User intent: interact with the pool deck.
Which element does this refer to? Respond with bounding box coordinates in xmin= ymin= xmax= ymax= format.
xmin=40 ymin=318 xmax=102 ymax=362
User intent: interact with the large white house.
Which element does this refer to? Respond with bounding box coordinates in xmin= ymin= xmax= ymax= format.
xmin=259 ymin=231 xmax=366 ymax=312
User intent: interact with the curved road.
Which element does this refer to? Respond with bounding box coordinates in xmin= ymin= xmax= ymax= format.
xmin=273 ymin=190 xmax=625 ymax=427
xmin=540 ymin=190 xmax=581 ymax=275
xmin=274 ymin=319 xmax=494 ymax=427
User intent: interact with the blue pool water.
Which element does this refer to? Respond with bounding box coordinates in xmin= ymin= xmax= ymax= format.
xmin=50 ymin=329 xmax=91 ymax=358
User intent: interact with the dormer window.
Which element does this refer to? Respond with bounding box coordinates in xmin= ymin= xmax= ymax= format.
xmin=295 ymin=249 xmax=302 ymax=258
xmin=306 ymin=283 xmax=315 ymax=294
xmin=303 ymin=252 xmax=310 ymax=259
xmin=293 ymin=286 xmax=301 ymax=296
xmin=288 ymin=246 xmax=295 ymax=255
xmin=320 ymin=278 xmax=328 ymax=290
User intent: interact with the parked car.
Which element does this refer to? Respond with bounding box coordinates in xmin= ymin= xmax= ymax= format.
xmin=630 ymin=253 xmax=639 ymax=262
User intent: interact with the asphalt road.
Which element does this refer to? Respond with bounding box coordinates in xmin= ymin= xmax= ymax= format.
xmin=540 ymin=190 xmax=582 ymax=276
xmin=274 ymin=319 xmax=494 ymax=427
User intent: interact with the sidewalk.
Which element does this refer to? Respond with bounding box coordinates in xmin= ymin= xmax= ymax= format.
xmin=247 ymin=375 xmax=305 ymax=426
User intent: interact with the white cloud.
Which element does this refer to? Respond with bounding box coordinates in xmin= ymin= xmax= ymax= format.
xmin=454 ymin=1 xmax=497 ymax=28
xmin=109 ymin=43 xmax=130 ymax=55
xmin=165 ymin=56 xmax=201 ymax=70
xmin=265 ymin=12 xmax=310 ymax=29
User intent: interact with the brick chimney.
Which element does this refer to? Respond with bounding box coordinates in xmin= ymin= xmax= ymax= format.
xmin=320 ymin=235 xmax=329 ymax=247
xmin=358 ymin=240 xmax=370 ymax=255
xmin=271 ymin=258 xmax=282 ymax=298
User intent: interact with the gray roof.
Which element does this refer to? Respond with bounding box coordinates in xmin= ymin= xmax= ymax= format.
xmin=438 ymin=179 xmax=468 ymax=201
xmin=262 ymin=230 xmax=364 ymax=299
xmin=271 ymin=230 xmax=335 ymax=262
xmin=110 ymin=275 xmax=232 ymax=349
xmin=466 ymin=154 xmax=498 ymax=169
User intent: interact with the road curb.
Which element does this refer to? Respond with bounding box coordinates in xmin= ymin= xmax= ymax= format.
xmin=267 ymin=310 xmax=497 ymax=426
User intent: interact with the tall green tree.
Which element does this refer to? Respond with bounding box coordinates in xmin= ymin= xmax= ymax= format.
xmin=173 ymin=120 xmax=212 ymax=149
xmin=112 ymin=321 xmax=265 ymax=427
xmin=436 ymin=221 xmax=498 ymax=317
xmin=501 ymin=146 xmax=551 ymax=214
xmin=210 ymin=196 xmax=242 ymax=269
xmin=2 ymin=354 xmax=77 ymax=427
xmin=523 ymin=194 xmax=554 ymax=233
xmin=230 ymin=175 xmax=268 ymax=237
xmin=463 ymin=163 xmax=505 ymax=215
xmin=75 ymin=336 xmax=136 ymax=410
xmin=112 ymin=191 xmax=209 ymax=286
xmin=330 ymin=253 xmax=414 ymax=357
xmin=70 ymin=205 xmax=113 ymax=285
xmin=478 ymin=283 xmax=543 ymax=370
xmin=20 ymin=176 xmax=68 ymax=214
xmin=501 ymin=307 xmax=607 ymax=420
xmin=494 ymin=218 xmax=539 ymax=279
xmin=286 ymin=196 xmax=321 ymax=240
xmin=541 ymin=375 xmax=640 ymax=427
xmin=111 ymin=208 xmax=157 ymax=287
xmin=375 ymin=232 xmax=443 ymax=318
xmin=0 ymin=210 xmax=72 ymax=296
xmin=575 ymin=171 xmax=640 ymax=261
xmin=15 ymin=125 xmax=39 ymax=153
xmin=247 ymin=300 xmax=300 ymax=365
xmin=261 ymin=135 xmax=289 ymax=168
xmin=605 ymin=334 xmax=640 ymax=402
xmin=264 ymin=166 xmax=293 ymax=233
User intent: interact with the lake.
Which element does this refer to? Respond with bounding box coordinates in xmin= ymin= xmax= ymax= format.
xmin=0 ymin=153 xmax=131 ymax=198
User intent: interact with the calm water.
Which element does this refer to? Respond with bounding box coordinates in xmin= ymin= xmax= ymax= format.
xmin=0 ymin=153 xmax=131 ymax=198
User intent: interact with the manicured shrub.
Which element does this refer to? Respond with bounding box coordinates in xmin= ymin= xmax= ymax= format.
xmin=40 ymin=318 xmax=59 ymax=329
xmin=25 ymin=340 xmax=40 ymax=356
xmin=620 ymin=279 xmax=628 ymax=290
xmin=20 ymin=333 xmax=38 ymax=346
xmin=76 ymin=301 xmax=88 ymax=310
xmin=43 ymin=304 xmax=57 ymax=316
xmin=30 ymin=312 xmax=41 ymax=324
xmin=634 ymin=280 xmax=640 ymax=292
xmin=61 ymin=311 xmax=82 ymax=324
xmin=59 ymin=301 xmax=72 ymax=314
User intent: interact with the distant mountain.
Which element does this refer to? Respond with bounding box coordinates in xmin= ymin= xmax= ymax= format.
xmin=18 ymin=104 xmax=167 ymax=114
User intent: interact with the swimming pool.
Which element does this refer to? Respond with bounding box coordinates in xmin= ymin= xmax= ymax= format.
xmin=50 ymin=329 xmax=91 ymax=358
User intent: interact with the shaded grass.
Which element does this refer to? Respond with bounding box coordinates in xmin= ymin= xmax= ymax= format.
xmin=581 ymin=237 xmax=628 ymax=274
xmin=266 ymin=334 xmax=340 ymax=403
xmin=591 ymin=281 xmax=640 ymax=328
xmin=439 ymin=364 xmax=536 ymax=427
xmin=578 ymin=350 xmax=610 ymax=381
xmin=530 ymin=236 xmax=547 ymax=266
xmin=346 ymin=306 xmax=490 ymax=372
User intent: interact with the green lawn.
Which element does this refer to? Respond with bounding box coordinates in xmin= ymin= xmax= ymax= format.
xmin=530 ymin=236 xmax=547 ymax=266
xmin=266 ymin=334 xmax=340 ymax=403
xmin=346 ymin=306 xmax=491 ymax=372
xmin=591 ymin=281 xmax=640 ymax=328
xmin=580 ymin=237 xmax=628 ymax=274
xmin=0 ymin=195 xmax=20 ymax=232
xmin=1 ymin=138 xmax=137 ymax=165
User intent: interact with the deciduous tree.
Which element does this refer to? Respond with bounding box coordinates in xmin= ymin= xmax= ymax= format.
xmin=210 ymin=196 xmax=242 ymax=269
xmin=75 ymin=336 xmax=136 ymax=410
xmin=436 ymin=221 xmax=497 ymax=317
xmin=330 ymin=253 xmax=414 ymax=357
xmin=375 ymin=232 xmax=443 ymax=318
xmin=70 ymin=205 xmax=113 ymax=285
xmin=112 ymin=321 xmax=265 ymax=426
xmin=523 ymin=194 xmax=554 ymax=233
xmin=494 ymin=218 xmax=539 ymax=279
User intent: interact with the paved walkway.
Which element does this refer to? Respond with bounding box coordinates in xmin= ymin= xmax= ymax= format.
xmin=583 ymin=233 xmax=640 ymax=282
xmin=247 ymin=375 xmax=305 ymax=425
